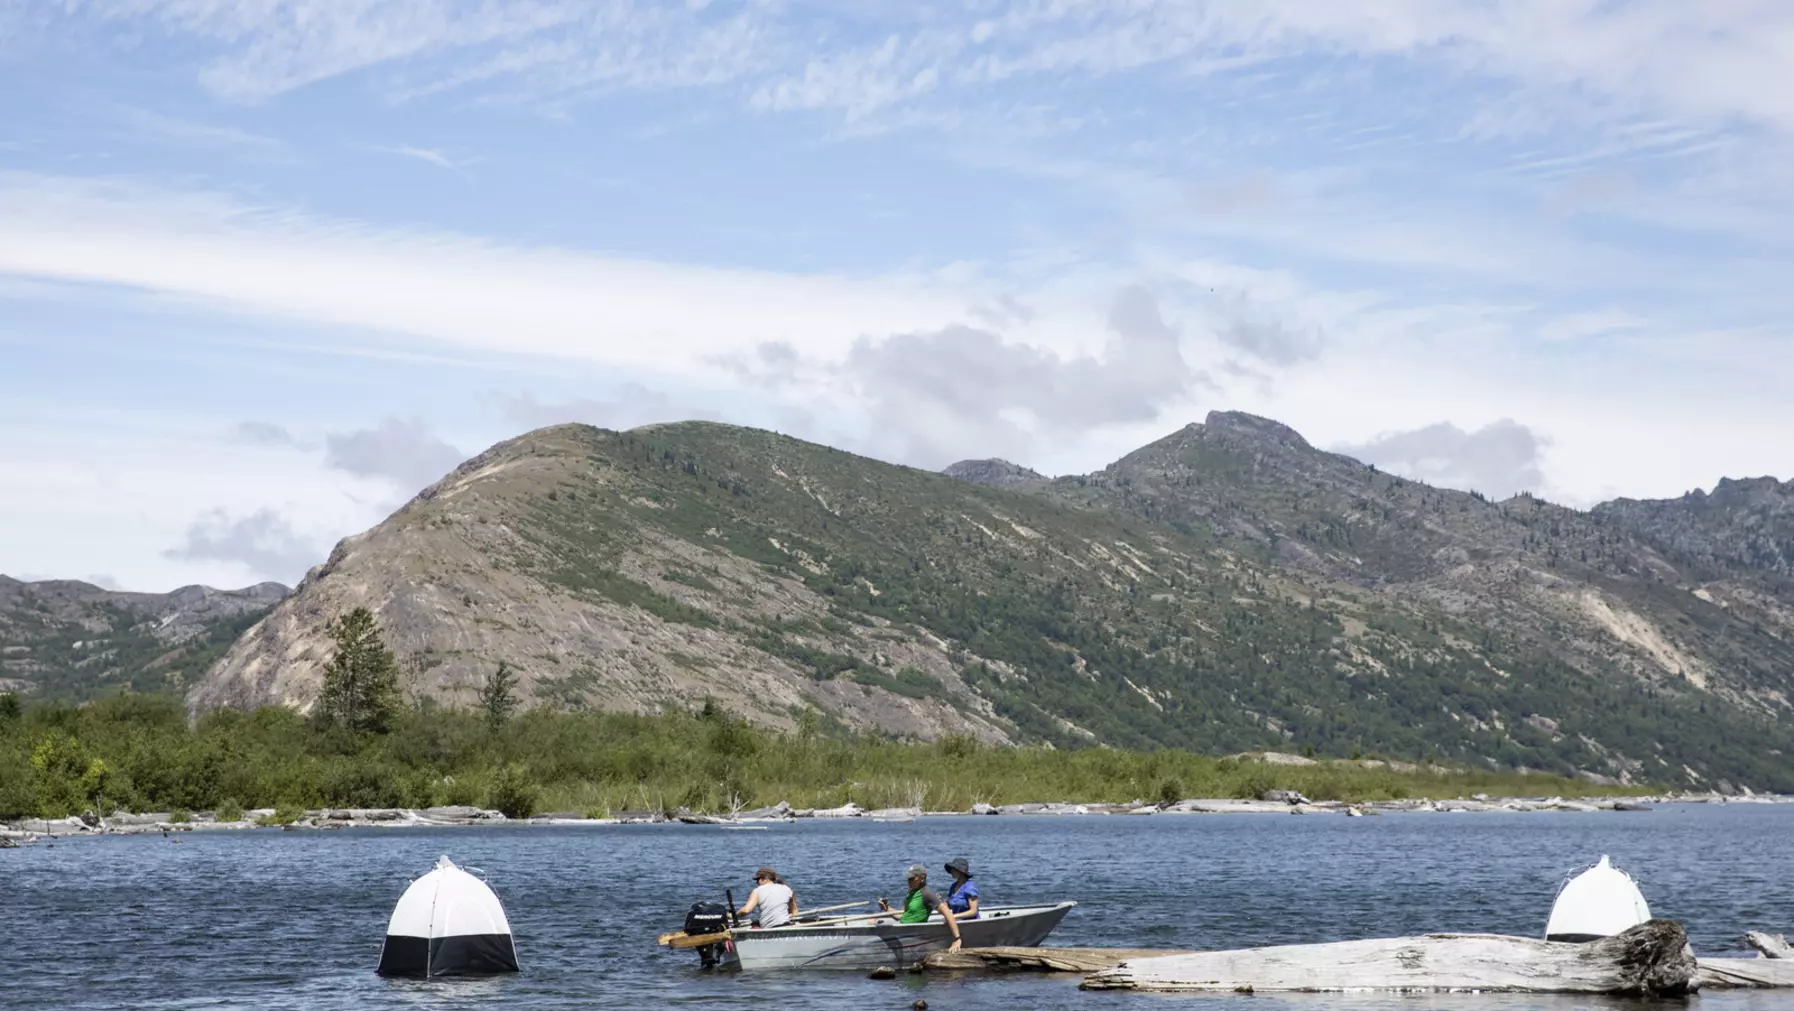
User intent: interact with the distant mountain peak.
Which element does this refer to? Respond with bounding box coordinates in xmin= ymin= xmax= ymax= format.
xmin=942 ymin=458 xmax=1048 ymax=489
xmin=0 ymin=577 xmax=288 ymax=700
xmin=1708 ymin=475 xmax=1792 ymax=504
xmin=1202 ymin=410 xmax=1312 ymax=449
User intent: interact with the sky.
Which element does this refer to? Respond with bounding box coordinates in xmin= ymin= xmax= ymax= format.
xmin=3 ymin=1 xmax=1794 ymax=592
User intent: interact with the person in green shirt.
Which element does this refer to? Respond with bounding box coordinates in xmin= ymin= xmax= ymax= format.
xmin=878 ymin=863 xmax=962 ymax=950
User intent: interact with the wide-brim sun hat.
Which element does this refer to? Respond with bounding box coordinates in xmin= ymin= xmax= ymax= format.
xmin=944 ymin=858 xmax=971 ymax=878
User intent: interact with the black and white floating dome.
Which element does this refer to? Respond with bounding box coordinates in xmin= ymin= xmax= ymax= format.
xmin=1545 ymin=854 xmax=1652 ymax=942
xmin=377 ymin=855 xmax=520 ymax=978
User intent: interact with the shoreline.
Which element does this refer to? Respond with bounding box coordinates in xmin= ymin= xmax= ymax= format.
xmin=6 ymin=792 xmax=1790 ymax=841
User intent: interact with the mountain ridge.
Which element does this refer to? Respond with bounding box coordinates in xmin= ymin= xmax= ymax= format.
xmin=0 ymin=577 xmax=288 ymax=699
xmin=180 ymin=413 xmax=1794 ymax=789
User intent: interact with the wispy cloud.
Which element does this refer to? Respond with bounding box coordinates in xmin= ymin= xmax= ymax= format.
xmin=376 ymin=144 xmax=468 ymax=172
xmin=52 ymin=3 xmax=1794 ymax=138
xmin=0 ymin=172 xmax=987 ymax=373
xmin=116 ymin=106 xmax=287 ymax=158
xmin=231 ymin=420 xmax=299 ymax=447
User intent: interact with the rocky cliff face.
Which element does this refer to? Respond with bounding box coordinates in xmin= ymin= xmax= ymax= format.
xmin=188 ymin=416 xmax=1794 ymax=790
xmin=0 ymin=578 xmax=286 ymax=698
xmin=1594 ymin=477 xmax=1794 ymax=581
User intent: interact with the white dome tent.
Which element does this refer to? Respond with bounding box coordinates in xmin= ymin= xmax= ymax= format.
xmin=377 ymin=855 xmax=520 ymax=978
xmin=1545 ymin=854 xmax=1652 ymax=943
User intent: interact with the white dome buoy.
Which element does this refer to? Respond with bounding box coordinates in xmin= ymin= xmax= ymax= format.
xmin=377 ymin=855 xmax=520 ymax=977
xmin=1545 ymin=854 xmax=1651 ymax=942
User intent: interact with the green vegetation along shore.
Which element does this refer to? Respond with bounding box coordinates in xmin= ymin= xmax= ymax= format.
xmin=0 ymin=690 xmax=1650 ymax=823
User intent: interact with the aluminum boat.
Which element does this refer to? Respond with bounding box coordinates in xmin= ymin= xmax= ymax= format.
xmin=722 ymin=901 xmax=1076 ymax=971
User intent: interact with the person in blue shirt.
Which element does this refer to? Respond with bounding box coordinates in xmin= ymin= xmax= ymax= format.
xmin=943 ymin=858 xmax=979 ymax=919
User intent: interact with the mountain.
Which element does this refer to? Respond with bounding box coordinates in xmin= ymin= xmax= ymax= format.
xmin=191 ymin=415 xmax=1794 ymax=790
xmin=0 ymin=578 xmax=288 ymax=699
xmin=1594 ymin=477 xmax=1794 ymax=583
xmin=940 ymin=458 xmax=1049 ymax=492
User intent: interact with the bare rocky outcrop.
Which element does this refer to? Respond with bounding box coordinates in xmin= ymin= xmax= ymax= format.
xmin=941 ymin=459 xmax=1050 ymax=492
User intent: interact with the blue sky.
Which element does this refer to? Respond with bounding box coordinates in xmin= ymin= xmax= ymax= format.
xmin=3 ymin=1 xmax=1793 ymax=591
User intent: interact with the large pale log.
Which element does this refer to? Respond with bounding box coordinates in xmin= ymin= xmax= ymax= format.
xmin=923 ymin=947 xmax=1196 ymax=973
xmin=1081 ymin=920 xmax=1697 ymax=995
xmin=1698 ymin=958 xmax=1794 ymax=988
xmin=1745 ymin=931 xmax=1792 ymax=959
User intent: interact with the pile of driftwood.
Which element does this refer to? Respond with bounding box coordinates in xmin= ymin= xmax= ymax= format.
xmin=922 ymin=921 xmax=1794 ymax=995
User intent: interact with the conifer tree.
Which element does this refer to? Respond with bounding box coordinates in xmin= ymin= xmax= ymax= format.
xmin=479 ymin=662 xmax=520 ymax=731
xmin=316 ymin=608 xmax=401 ymax=734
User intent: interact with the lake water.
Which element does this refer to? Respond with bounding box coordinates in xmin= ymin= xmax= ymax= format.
xmin=5 ymin=804 xmax=1794 ymax=1011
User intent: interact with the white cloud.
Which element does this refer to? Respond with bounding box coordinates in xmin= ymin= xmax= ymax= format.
xmin=165 ymin=507 xmax=322 ymax=584
xmin=0 ymin=415 xmax=383 ymax=592
xmin=377 ymin=145 xmax=466 ymax=172
xmin=117 ymin=106 xmax=287 ymax=156
xmin=1537 ymin=309 xmax=1648 ymax=343
xmin=232 ymin=420 xmax=298 ymax=446
xmin=0 ymin=172 xmax=985 ymax=376
xmin=323 ymin=417 xmax=466 ymax=492
xmin=48 ymin=2 xmax=1794 ymax=143
xmin=1335 ymin=419 xmax=1550 ymax=500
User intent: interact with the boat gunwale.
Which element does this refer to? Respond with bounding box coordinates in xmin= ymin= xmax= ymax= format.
xmin=734 ymin=901 xmax=1076 ymax=940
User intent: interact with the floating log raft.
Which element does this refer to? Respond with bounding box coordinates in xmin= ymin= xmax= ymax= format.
xmin=923 ymin=947 xmax=1196 ymax=973
xmin=1081 ymin=920 xmax=1698 ymax=996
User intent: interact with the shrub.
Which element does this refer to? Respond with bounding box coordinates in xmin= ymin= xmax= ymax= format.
xmin=214 ymin=799 xmax=245 ymax=823
xmin=320 ymin=762 xmax=405 ymax=809
xmin=487 ymin=764 xmax=539 ymax=820
xmin=439 ymin=775 xmax=479 ymax=807
xmin=1231 ymin=766 xmax=1279 ymax=800
xmin=0 ymin=759 xmax=34 ymax=821
xmin=257 ymin=804 xmax=305 ymax=826
xmin=168 ymin=808 xmax=192 ymax=824
xmin=937 ymin=734 xmax=980 ymax=760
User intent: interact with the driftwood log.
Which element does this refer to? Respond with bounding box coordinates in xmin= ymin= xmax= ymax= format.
xmin=1746 ymin=931 xmax=1793 ymax=959
xmin=923 ymin=947 xmax=1197 ymax=973
xmin=1081 ymin=920 xmax=1698 ymax=995
xmin=1698 ymin=958 xmax=1794 ymax=989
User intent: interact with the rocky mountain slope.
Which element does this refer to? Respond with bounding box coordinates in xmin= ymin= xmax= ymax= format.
xmin=0 ymin=578 xmax=287 ymax=699
xmin=191 ymin=416 xmax=1794 ymax=790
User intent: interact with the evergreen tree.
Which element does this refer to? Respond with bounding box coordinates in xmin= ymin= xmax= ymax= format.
xmin=315 ymin=608 xmax=401 ymax=734
xmin=479 ymin=662 xmax=520 ymax=731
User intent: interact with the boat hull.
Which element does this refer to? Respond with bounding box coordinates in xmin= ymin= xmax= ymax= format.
xmin=724 ymin=902 xmax=1075 ymax=971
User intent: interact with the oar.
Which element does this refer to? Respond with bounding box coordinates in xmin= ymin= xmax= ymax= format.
xmin=800 ymin=908 xmax=897 ymax=928
xmin=792 ymin=900 xmax=871 ymax=921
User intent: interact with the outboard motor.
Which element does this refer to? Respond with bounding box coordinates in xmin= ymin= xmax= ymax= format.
xmin=684 ymin=900 xmax=732 ymax=968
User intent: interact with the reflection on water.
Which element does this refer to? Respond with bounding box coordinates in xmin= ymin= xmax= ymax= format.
xmin=6 ymin=804 xmax=1792 ymax=1009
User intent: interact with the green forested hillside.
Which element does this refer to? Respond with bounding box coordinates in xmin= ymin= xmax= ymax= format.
xmin=192 ymin=416 xmax=1794 ymax=790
